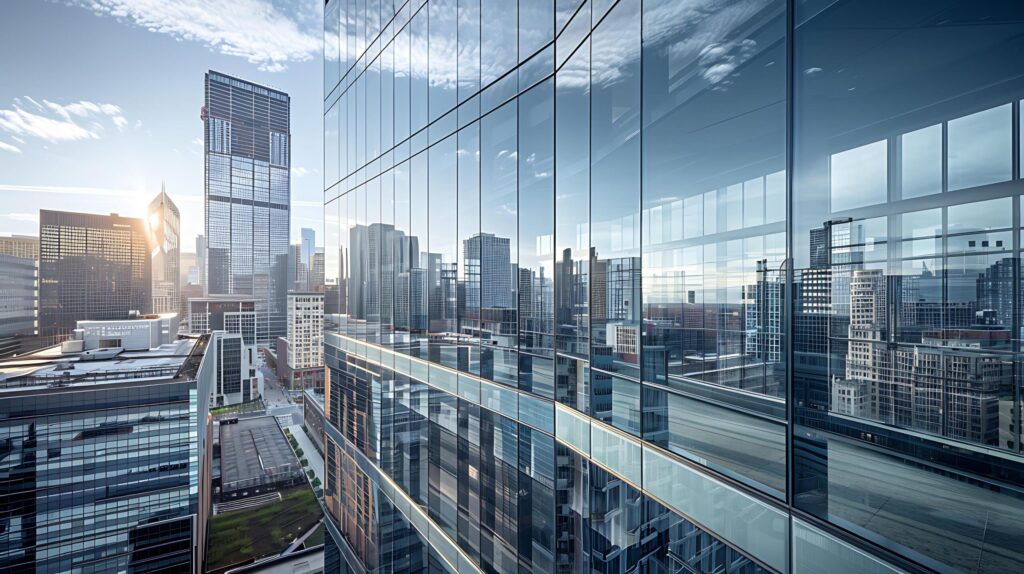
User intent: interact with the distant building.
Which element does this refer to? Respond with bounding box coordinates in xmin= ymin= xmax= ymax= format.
xmin=311 ymin=249 xmax=325 ymax=291
xmin=38 ymin=210 xmax=151 ymax=344
xmin=204 ymin=70 xmax=290 ymax=345
xmin=301 ymin=227 xmax=315 ymax=287
xmin=0 ymin=334 xmax=214 ymax=572
xmin=148 ymin=187 xmax=181 ymax=314
xmin=187 ymin=295 xmax=258 ymax=346
xmin=195 ymin=234 xmax=207 ymax=292
xmin=179 ymin=282 xmax=204 ymax=326
xmin=0 ymin=253 xmax=38 ymax=358
xmin=0 ymin=234 xmax=39 ymax=260
xmin=463 ymin=232 xmax=512 ymax=309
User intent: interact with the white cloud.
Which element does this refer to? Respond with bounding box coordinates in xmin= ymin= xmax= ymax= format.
xmin=0 ymin=212 xmax=39 ymax=223
xmin=292 ymin=200 xmax=322 ymax=208
xmin=70 ymin=0 xmax=321 ymax=72
xmin=0 ymin=141 xmax=21 ymax=154
xmin=291 ymin=166 xmax=309 ymax=178
xmin=0 ymin=98 xmax=129 ymax=145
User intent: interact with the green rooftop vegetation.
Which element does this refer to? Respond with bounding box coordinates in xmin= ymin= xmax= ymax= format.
xmin=206 ymin=486 xmax=321 ymax=573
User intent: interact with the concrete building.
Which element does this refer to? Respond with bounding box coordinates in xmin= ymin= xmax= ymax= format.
xmin=279 ymin=292 xmax=324 ymax=391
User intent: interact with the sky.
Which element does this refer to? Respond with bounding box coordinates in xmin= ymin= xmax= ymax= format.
xmin=0 ymin=0 xmax=325 ymax=252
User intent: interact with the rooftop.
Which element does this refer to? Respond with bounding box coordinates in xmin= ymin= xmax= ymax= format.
xmin=220 ymin=416 xmax=299 ymax=488
xmin=0 ymin=338 xmax=196 ymax=392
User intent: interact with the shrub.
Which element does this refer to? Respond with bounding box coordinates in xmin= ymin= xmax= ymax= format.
xmin=300 ymin=458 xmax=309 ymax=467
xmin=307 ymin=469 xmax=315 ymax=479
xmin=295 ymin=448 xmax=304 ymax=458
xmin=312 ymin=479 xmax=322 ymax=489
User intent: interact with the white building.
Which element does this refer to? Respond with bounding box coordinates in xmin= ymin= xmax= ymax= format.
xmin=286 ymin=292 xmax=323 ymax=370
xmin=74 ymin=312 xmax=180 ymax=352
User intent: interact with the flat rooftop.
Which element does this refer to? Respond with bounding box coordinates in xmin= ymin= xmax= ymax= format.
xmin=220 ymin=416 xmax=298 ymax=488
xmin=0 ymin=339 xmax=196 ymax=392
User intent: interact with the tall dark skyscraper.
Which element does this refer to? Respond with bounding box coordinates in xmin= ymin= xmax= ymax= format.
xmin=320 ymin=1 xmax=1024 ymax=573
xmin=203 ymin=70 xmax=290 ymax=345
xmin=38 ymin=210 xmax=151 ymax=343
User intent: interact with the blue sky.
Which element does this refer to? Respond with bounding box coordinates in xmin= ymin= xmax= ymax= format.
xmin=0 ymin=0 xmax=325 ymax=250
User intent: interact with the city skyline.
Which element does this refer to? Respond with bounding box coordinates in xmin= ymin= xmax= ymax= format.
xmin=0 ymin=0 xmax=324 ymax=246
xmin=1 ymin=1 xmax=1023 ymax=574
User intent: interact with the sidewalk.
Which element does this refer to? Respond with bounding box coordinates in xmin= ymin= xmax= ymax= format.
xmin=286 ymin=424 xmax=323 ymax=485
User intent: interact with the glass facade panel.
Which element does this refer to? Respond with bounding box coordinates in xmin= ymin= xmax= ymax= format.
xmin=793 ymin=2 xmax=1024 ymax=573
xmin=323 ymin=1 xmax=1024 ymax=573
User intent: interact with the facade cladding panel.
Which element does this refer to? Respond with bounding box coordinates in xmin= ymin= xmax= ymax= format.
xmin=0 ymin=378 xmax=199 ymax=572
xmin=38 ymin=210 xmax=151 ymax=344
xmin=204 ymin=71 xmax=290 ymax=345
xmin=322 ymin=1 xmax=1024 ymax=573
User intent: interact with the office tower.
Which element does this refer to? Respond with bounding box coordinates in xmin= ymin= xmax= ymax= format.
xmin=38 ymin=210 xmax=151 ymax=344
xmin=195 ymin=234 xmax=207 ymax=291
xmin=203 ymin=70 xmax=290 ymax=345
xmin=463 ymin=232 xmax=513 ymax=309
xmin=0 ymin=234 xmax=39 ymax=260
xmin=147 ymin=186 xmax=181 ymax=314
xmin=0 ymin=254 xmax=37 ymax=358
xmin=321 ymin=1 xmax=1024 ymax=573
xmin=289 ymin=243 xmax=307 ymax=291
xmin=0 ymin=332 xmax=213 ymax=572
xmin=282 ymin=291 xmax=324 ymax=391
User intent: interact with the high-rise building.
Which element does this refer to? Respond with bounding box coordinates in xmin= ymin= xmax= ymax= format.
xmin=0 ymin=332 xmax=214 ymax=572
xmin=0 ymin=234 xmax=39 ymax=260
xmin=321 ymin=1 xmax=1024 ymax=573
xmin=38 ymin=210 xmax=151 ymax=344
xmin=301 ymin=227 xmax=315 ymax=285
xmin=310 ymin=249 xmax=325 ymax=290
xmin=203 ymin=70 xmax=290 ymax=345
xmin=147 ymin=186 xmax=180 ymax=314
xmin=288 ymin=242 xmax=307 ymax=291
xmin=195 ymin=234 xmax=207 ymax=291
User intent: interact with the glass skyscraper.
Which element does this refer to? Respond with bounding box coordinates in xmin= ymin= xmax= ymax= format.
xmin=148 ymin=186 xmax=181 ymax=315
xmin=203 ymin=70 xmax=291 ymax=345
xmin=321 ymin=1 xmax=1024 ymax=572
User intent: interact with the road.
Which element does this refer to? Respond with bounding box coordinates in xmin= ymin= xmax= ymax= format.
xmin=258 ymin=357 xmax=303 ymax=426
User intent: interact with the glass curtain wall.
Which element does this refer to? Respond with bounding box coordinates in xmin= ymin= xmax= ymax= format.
xmin=323 ymin=0 xmax=1024 ymax=573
